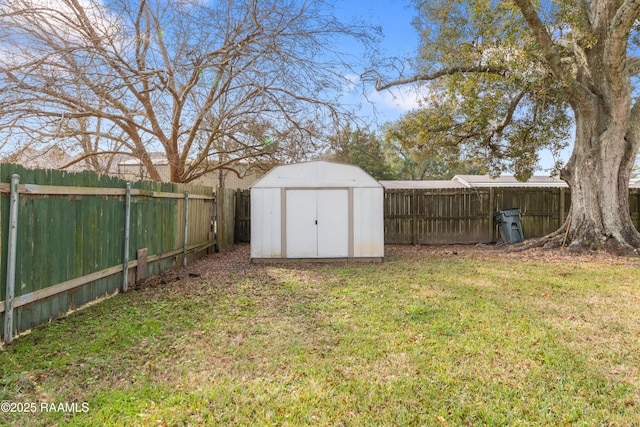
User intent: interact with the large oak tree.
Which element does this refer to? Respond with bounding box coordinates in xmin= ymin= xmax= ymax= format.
xmin=372 ymin=0 xmax=640 ymax=252
xmin=0 ymin=0 xmax=375 ymax=182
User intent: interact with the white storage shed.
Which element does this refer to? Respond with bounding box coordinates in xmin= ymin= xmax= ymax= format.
xmin=250 ymin=161 xmax=384 ymax=261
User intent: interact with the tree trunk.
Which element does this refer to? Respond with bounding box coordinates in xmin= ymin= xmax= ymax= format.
xmin=559 ymin=97 xmax=640 ymax=251
xmin=509 ymin=0 xmax=640 ymax=254
xmin=167 ymin=151 xmax=184 ymax=183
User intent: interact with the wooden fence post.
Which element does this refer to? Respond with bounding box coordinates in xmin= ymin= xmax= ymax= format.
xmin=122 ymin=182 xmax=131 ymax=292
xmin=210 ymin=191 xmax=218 ymax=253
xmin=235 ymin=189 xmax=241 ymax=243
xmin=560 ymin=187 xmax=566 ymax=226
xmin=216 ymin=187 xmax=223 ymax=248
xmin=183 ymin=190 xmax=189 ymax=266
xmin=488 ymin=187 xmax=495 ymax=242
xmin=4 ymin=174 xmax=20 ymax=343
xmin=411 ymin=189 xmax=417 ymax=245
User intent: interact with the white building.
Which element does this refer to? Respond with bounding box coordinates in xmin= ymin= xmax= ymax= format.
xmin=250 ymin=161 xmax=384 ymax=261
xmin=117 ymin=155 xmax=264 ymax=189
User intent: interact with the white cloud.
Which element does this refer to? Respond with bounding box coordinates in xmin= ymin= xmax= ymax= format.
xmin=338 ymin=74 xmax=434 ymax=124
xmin=342 ymin=73 xmax=430 ymax=113
xmin=0 ymin=0 xmax=122 ymax=46
xmin=0 ymin=0 xmax=126 ymax=74
xmin=369 ymin=84 xmax=425 ymax=112
xmin=342 ymin=73 xmax=360 ymax=93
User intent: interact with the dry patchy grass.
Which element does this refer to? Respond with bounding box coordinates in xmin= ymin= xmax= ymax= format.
xmin=1 ymin=244 xmax=640 ymax=426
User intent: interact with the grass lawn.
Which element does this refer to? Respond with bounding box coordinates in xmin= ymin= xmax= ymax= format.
xmin=1 ymin=245 xmax=640 ymax=426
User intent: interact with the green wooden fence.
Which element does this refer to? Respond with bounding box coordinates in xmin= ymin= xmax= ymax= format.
xmin=0 ymin=164 xmax=235 ymax=343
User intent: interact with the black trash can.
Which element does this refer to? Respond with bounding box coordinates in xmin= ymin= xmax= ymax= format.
xmin=493 ymin=208 xmax=524 ymax=244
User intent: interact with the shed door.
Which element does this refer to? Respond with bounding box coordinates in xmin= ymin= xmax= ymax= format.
xmin=285 ymin=189 xmax=349 ymax=258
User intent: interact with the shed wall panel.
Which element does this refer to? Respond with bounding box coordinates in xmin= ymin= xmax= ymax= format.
xmin=250 ymin=188 xmax=282 ymax=258
xmin=353 ymin=188 xmax=384 ymax=257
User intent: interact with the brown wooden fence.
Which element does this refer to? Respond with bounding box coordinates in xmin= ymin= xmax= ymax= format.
xmin=384 ymin=187 xmax=640 ymax=244
xmin=0 ymin=164 xmax=237 ymax=343
xmin=209 ymin=186 xmax=640 ymax=246
xmin=235 ymin=190 xmax=251 ymax=243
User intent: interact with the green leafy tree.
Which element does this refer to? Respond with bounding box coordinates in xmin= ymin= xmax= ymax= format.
xmin=384 ymin=108 xmax=489 ymax=180
xmin=369 ymin=0 xmax=640 ymax=251
xmin=327 ymin=125 xmax=396 ymax=180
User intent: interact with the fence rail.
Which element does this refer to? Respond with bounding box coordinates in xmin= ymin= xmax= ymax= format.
xmin=0 ymin=163 xmax=236 ymax=343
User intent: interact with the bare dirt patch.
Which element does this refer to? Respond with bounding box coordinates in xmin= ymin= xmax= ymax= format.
xmin=143 ymin=243 xmax=640 ymax=291
xmin=386 ymin=242 xmax=640 ymax=265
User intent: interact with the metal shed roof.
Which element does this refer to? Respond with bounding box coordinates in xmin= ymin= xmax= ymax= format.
xmin=250 ymin=160 xmax=382 ymax=188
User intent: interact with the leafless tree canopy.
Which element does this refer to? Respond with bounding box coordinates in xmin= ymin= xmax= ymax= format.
xmin=0 ymin=0 xmax=376 ymax=182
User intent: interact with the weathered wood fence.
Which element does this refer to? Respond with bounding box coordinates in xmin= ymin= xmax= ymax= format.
xmin=0 ymin=164 xmax=237 ymax=343
xmin=384 ymin=187 xmax=640 ymax=244
xmin=235 ymin=190 xmax=251 ymax=243
xmin=211 ymin=186 xmax=640 ymax=246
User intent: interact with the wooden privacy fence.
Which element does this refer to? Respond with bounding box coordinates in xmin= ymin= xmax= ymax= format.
xmin=203 ymin=186 xmax=640 ymax=246
xmin=235 ymin=189 xmax=251 ymax=243
xmin=384 ymin=187 xmax=640 ymax=244
xmin=0 ymin=164 xmax=237 ymax=343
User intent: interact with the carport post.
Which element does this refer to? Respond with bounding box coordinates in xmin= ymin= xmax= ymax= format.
xmin=4 ymin=174 xmax=20 ymax=343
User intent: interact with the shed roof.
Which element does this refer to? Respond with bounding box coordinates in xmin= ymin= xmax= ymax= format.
xmin=250 ymin=160 xmax=382 ymax=189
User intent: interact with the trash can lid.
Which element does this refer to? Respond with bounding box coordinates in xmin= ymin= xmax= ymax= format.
xmin=497 ymin=208 xmax=520 ymax=217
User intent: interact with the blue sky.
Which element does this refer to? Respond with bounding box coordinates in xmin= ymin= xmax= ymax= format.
xmin=336 ymin=0 xmax=419 ymax=58
xmin=333 ymin=0 xmax=422 ymax=124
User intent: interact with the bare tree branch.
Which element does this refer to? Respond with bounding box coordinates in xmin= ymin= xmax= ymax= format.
xmin=0 ymin=0 xmax=375 ymax=183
